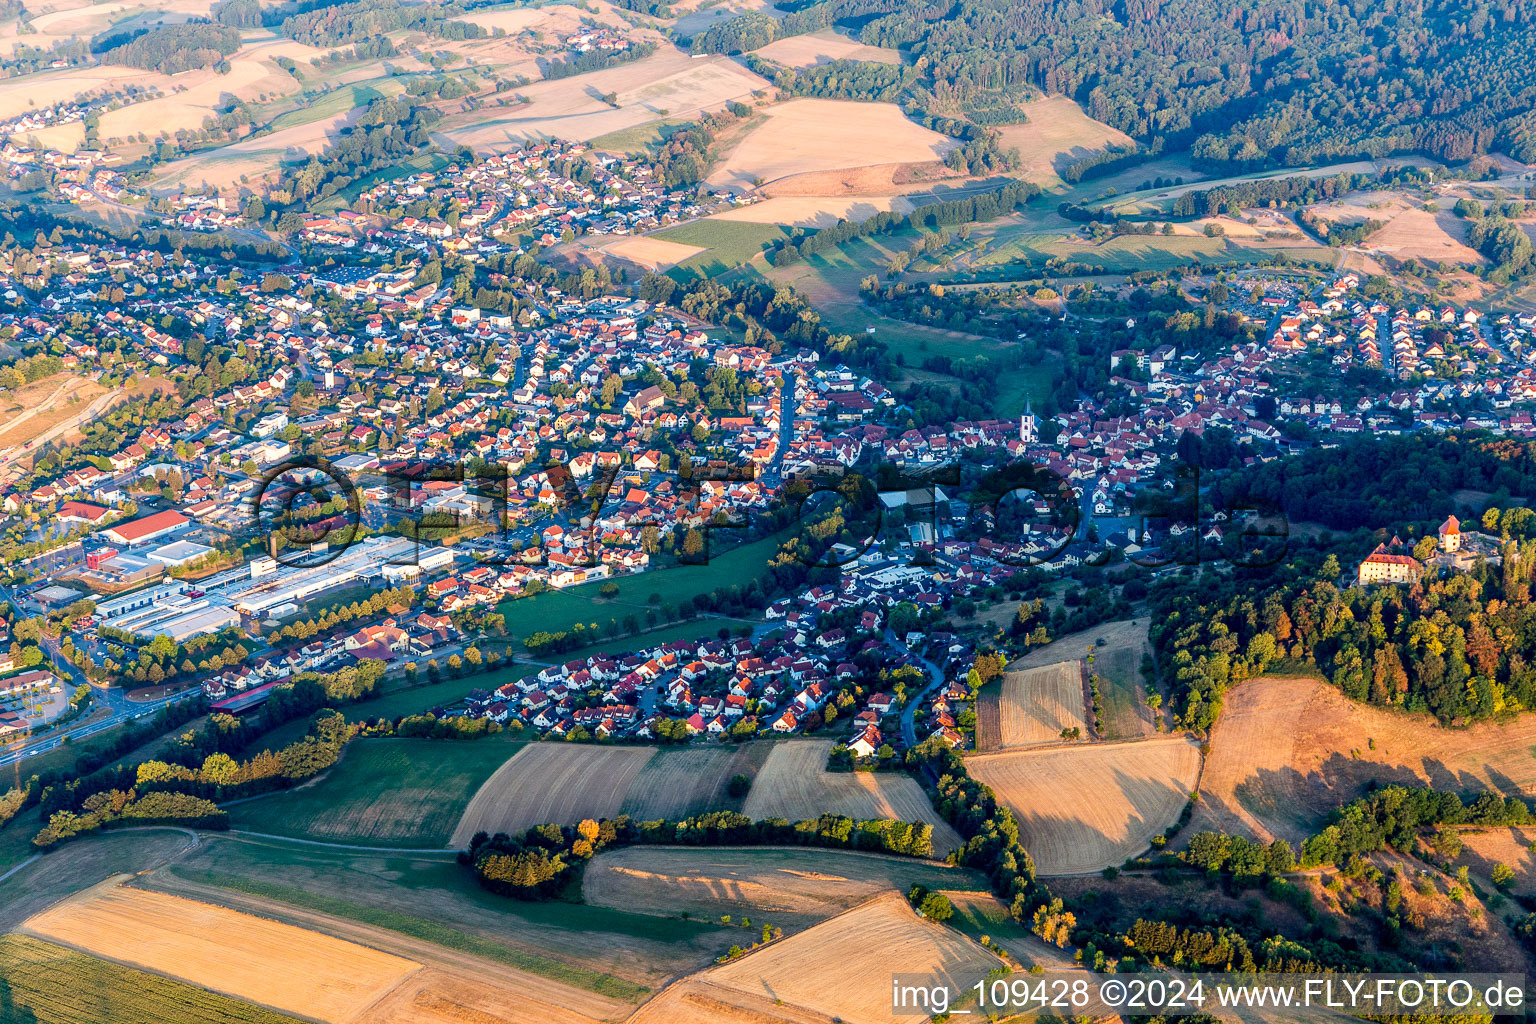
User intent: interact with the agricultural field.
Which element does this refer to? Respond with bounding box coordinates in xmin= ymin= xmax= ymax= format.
xmin=762 ymin=161 xmax=967 ymax=197
xmin=452 ymin=741 xmax=776 ymax=843
xmin=967 ymin=736 xmax=1202 ymax=874
xmin=0 ymin=0 xmax=221 ymax=54
xmin=978 ymin=660 xmax=1088 ymax=750
xmin=749 ymin=27 xmax=903 ymax=68
xmin=437 ymin=47 xmax=767 ymax=151
xmin=21 ymin=882 xmax=422 ymax=1024
xmin=228 ymin=736 xmax=526 ymax=847
xmin=0 ymin=933 xmax=309 ymax=1024
xmin=150 ymin=102 xmax=362 ymax=192
xmin=650 ymin=218 xmax=797 ymax=279
xmin=600 ymin=234 xmax=706 ymax=271
xmin=1194 ymin=676 xmax=1536 ymax=844
xmin=162 ymin=834 xmax=723 ymax=992
xmin=995 ymin=95 xmax=1137 ymax=188
xmin=706 ymin=98 xmax=958 ymax=191
xmin=620 ymin=743 xmax=769 ymax=819
xmin=1004 ymin=618 xmax=1158 ymax=740
xmin=741 ymin=739 xmax=962 ymax=856
xmin=245 ymin=675 xmax=493 ymax=752
xmin=710 ymin=194 xmax=916 ymax=228
xmin=452 ymin=742 xmax=658 ymax=844
xmin=632 ymin=893 xmax=1004 ymax=1024
xmin=583 ymin=845 xmax=989 ymax=927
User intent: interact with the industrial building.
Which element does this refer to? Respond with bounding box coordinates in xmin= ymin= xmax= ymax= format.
xmin=101 ymin=509 xmax=189 ymax=547
xmin=226 ymin=535 xmax=425 ymax=617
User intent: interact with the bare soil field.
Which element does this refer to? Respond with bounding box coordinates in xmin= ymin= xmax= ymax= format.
xmin=601 ymin=235 xmax=706 ymax=271
xmin=620 ymin=744 xmax=766 ymax=820
xmin=741 ymin=739 xmax=961 ymax=856
xmin=633 ymin=893 xmax=1003 ymax=1024
xmin=967 ymin=736 xmax=1201 ymax=874
xmin=1195 ymin=676 xmax=1536 ymax=844
xmin=438 ymin=47 xmax=767 ymax=151
xmin=981 ymin=660 xmax=1088 ymax=750
xmin=706 ymin=99 xmax=958 ymax=191
xmin=21 ymin=880 xmax=422 ymax=1024
xmin=995 ymin=95 xmax=1136 ymax=186
xmin=749 ymin=27 xmax=902 ymax=68
xmin=710 ymin=195 xmax=915 ymax=228
xmin=451 ymin=743 xmax=656 ymax=845
xmin=583 ymin=845 xmax=987 ymax=926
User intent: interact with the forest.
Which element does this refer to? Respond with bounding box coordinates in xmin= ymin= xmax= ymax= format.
xmin=279 ymin=0 xmax=485 ymax=46
xmin=1206 ymin=431 xmax=1535 ymax=532
xmin=100 ymin=23 xmax=241 ymax=75
xmin=707 ymin=0 xmax=1536 ymax=172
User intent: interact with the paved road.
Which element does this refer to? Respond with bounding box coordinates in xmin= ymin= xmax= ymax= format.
xmin=891 ymin=628 xmax=945 ymax=749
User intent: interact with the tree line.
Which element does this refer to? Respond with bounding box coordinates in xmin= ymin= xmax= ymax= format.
xmin=466 ymin=809 xmax=936 ymax=900
xmin=763 ymin=178 xmax=1041 ymax=269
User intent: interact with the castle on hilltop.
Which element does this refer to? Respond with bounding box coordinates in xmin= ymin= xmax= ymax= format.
xmin=1357 ymin=514 xmax=1495 ymax=585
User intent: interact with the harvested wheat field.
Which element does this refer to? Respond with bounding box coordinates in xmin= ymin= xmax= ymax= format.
xmin=151 ymin=105 xmax=361 ymax=191
xmin=995 ymin=95 xmax=1136 ymax=185
xmin=707 ymin=98 xmax=958 ymax=191
xmin=633 ymin=893 xmax=1003 ymax=1024
xmin=358 ymin=964 xmax=618 ymax=1024
xmin=710 ymin=195 xmax=915 ymax=228
xmin=742 ymin=739 xmax=961 ymax=856
xmin=979 ymin=660 xmax=1087 ymax=750
xmin=1367 ymin=208 xmax=1484 ymax=263
xmin=439 ymin=49 xmax=767 ymax=150
xmin=583 ymin=845 xmax=986 ymax=925
xmin=21 ymin=880 xmax=421 ymax=1024
xmin=0 ymin=64 xmax=172 ymax=122
xmin=749 ymin=27 xmax=902 ymax=68
xmin=451 ymin=743 xmax=656 ymax=845
xmin=620 ymin=744 xmax=763 ymax=819
xmin=1003 ymin=618 xmax=1158 ymax=740
xmin=763 ymin=161 xmax=963 ymax=197
xmin=968 ymin=737 xmax=1201 ymax=874
xmin=1196 ymin=676 xmax=1536 ymax=845
xmin=100 ymin=49 xmax=307 ymax=145
xmin=602 ymin=235 xmax=705 ymax=271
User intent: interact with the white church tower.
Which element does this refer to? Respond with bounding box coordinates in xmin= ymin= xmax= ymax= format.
xmin=1019 ymin=399 xmax=1037 ymax=444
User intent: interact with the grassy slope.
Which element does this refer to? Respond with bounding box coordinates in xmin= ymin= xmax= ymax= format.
xmin=227 ymin=735 xmax=526 ymax=847
xmin=652 ymin=219 xmax=796 ymax=281
xmin=495 ymin=528 xmax=786 ymax=640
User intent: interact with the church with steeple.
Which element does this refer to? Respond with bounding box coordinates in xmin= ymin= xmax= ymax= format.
xmin=1019 ymin=399 xmax=1037 ymax=444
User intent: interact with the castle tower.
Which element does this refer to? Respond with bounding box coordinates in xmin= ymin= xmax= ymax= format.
xmin=1438 ymin=514 xmax=1461 ymax=553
